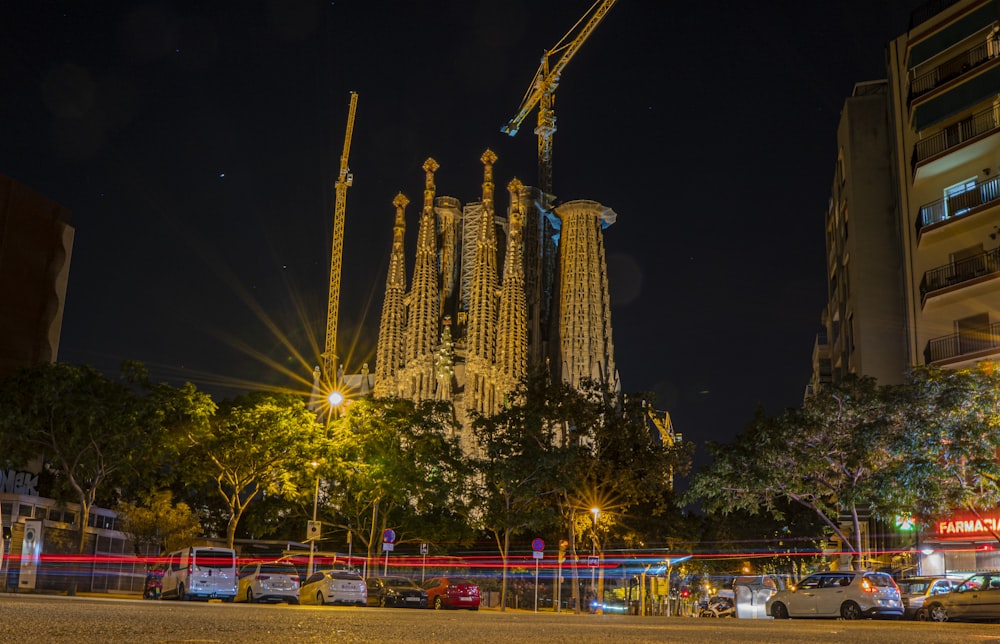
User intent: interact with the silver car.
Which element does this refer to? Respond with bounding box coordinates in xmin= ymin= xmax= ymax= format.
xmin=236 ymin=560 xmax=300 ymax=604
xmin=766 ymin=571 xmax=902 ymax=620
xmin=926 ymin=572 xmax=1000 ymax=622
xmin=300 ymin=570 xmax=368 ymax=606
xmin=897 ymin=576 xmax=955 ymax=620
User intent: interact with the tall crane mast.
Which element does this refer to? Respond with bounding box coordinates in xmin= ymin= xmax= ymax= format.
xmin=501 ymin=0 xmax=616 ymax=201
xmin=323 ymin=91 xmax=359 ymax=388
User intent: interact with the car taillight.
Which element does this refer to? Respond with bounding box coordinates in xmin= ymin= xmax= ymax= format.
xmin=860 ymin=579 xmax=877 ymax=593
xmin=187 ymin=564 xmax=193 ymax=575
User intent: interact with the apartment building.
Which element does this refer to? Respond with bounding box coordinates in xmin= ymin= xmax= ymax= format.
xmin=888 ymin=0 xmax=1000 ymax=371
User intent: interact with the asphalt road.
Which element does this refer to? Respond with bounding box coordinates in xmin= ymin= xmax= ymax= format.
xmin=1 ymin=594 xmax=998 ymax=643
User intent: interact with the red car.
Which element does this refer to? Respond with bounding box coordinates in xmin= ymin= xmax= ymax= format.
xmin=422 ymin=577 xmax=481 ymax=610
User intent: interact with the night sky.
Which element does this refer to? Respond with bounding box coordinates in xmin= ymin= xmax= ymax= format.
xmin=1 ymin=1 xmax=925 ymax=470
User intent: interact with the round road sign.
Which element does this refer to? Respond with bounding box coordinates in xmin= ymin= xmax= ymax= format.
xmin=531 ymin=538 xmax=545 ymax=552
xmin=383 ymin=528 xmax=396 ymax=543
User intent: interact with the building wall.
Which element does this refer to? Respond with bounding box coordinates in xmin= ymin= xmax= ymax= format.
xmin=0 ymin=174 xmax=74 ymax=381
xmin=887 ymin=0 xmax=1000 ymax=369
xmin=824 ymin=82 xmax=908 ymax=386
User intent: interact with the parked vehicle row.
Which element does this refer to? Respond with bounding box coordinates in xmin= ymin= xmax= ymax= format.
xmin=765 ymin=570 xmax=1000 ymax=623
xmin=144 ymin=561 xmax=479 ymax=611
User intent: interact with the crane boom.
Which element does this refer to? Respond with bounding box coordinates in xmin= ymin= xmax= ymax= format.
xmin=323 ymin=91 xmax=358 ymax=385
xmin=501 ymin=0 xmax=616 ymax=197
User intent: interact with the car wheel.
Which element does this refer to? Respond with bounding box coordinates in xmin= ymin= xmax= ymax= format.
xmin=434 ymin=596 xmax=444 ymax=610
xmin=317 ymin=591 xmax=326 ymax=606
xmin=915 ymin=608 xmax=930 ymax=621
xmin=247 ymin=589 xmax=255 ymax=603
xmin=928 ymin=603 xmax=948 ymax=622
xmin=771 ymin=602 xmax=789 ymax=619
xmin=179 ymin=584 xmax=188 ymax=601
xmin=840 ymin=601 xmax=862 ymax=620
xmin=379 ymin=596 xmax=388 ymax=608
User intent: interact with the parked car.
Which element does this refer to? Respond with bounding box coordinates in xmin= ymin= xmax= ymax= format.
xmin=897 ymin=576 xmax=956 ymax=620
xmin=766 ymin=571 xmax=902 ymax=620
xmin=300 ymin=570 xmax=367 ymax=606
xmin=366 ymin=576 xmax=428 ymax=608
xmin=422 ymin=576 xmax=481 ymax=610
xmin=236 ymin=560 xmax=300 ymax=604
xmin=926 ymin=572 xmax=1000 ymax=622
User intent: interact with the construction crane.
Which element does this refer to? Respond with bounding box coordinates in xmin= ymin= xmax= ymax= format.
xmin=501 ymin=0 xmax=616 ymax=201
xmin=645 ymin=404 xmax=682 ymax=491
xmin=323 ymin=91 xmax=359 ymax=389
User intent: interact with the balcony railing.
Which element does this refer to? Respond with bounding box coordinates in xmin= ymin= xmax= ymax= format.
xmin=910 ymin=39 xmax=997 ymax=103
xmin=916 ymin=174 xmax=1000 ymax=233
xmin=925 ymin=320 xmax=1000 ymax=363
xmin=920 ymin=246 xmax=1000 ymax=301
xmin=911 ymin=104 xmax=1000 ymax=171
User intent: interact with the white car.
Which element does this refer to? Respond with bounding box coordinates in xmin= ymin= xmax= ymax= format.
xmin=236 ymin=560 xmax=300 ymax=604
xmin=766 ymin=571 xmax=902 ymax=620
xmin=300 ymin=570 xmax=367 ymax=606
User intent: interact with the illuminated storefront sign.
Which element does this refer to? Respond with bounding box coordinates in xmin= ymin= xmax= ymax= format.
xmin=935 ymin=515 xmax=1000 ymax=538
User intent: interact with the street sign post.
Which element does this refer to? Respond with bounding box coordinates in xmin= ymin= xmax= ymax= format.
xmin=532 ymin=538 xmax=545 ymax=612
xmin=382 ymin=528 xmax=395 ymax=574
xmin=420 ymin=543 xmax=429 ymax=583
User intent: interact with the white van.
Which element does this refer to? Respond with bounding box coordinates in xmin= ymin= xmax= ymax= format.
xmin=161 ymin=546 xmax=238 ymax=601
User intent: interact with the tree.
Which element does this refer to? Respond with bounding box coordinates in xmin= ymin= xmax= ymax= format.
xmin=0 ymin=363 xmax=150 ymax=556
xmin=877 ymin=363 xmax=1000 ymax=541
xmin=683 ymin=376 xmax=898 ymax=570
xmin=184 ymin=391 xmax=322 ymax=548
xmin=324 ymin=397 xmax=471 ymax=572
xmin=471 ymin=376 xmax=565 ymax=611
xmin=115 ymin=491 xmax=202 ymax=555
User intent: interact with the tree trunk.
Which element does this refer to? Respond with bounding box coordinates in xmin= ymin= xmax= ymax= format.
xmin=500 ymin=528 xmax=510 ymax=612
xmin=569 ymin=509 xmax=580 ymax=614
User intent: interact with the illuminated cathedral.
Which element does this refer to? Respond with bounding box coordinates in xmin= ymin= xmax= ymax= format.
xmin=370 ymin=150 xmax=619 ymax=440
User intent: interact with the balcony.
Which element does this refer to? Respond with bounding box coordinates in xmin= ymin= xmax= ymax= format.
xmin=920 ymin=246 xmax=1000 ymax=304
xmin=911 ymin=104 xmax=1000 ymax=174
xmin=925 ymin=320 xmax=1000 ymax=364
xmin=909 ymin=38 xmax=998 ymax=104
xmin=915 ymin=174 xmax=1000 ymax=234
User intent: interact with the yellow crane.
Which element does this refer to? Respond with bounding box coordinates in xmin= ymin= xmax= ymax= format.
xmin=501 ymin=0 xmax=616 ymax=200
xmin=323 ymin=91 xmax=359 ymax=389
xmin=645 ymin=404 xmax=681 ymax=491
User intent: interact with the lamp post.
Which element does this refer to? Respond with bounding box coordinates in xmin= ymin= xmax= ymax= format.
xmin=307 ymin=461 xmax=320 ymax=576
xmin=590 ymin=507 xmax=600 ymax=613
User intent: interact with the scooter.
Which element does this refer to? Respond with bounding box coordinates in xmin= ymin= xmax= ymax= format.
xmin=698 ymin=596 xmax=735 ymax=617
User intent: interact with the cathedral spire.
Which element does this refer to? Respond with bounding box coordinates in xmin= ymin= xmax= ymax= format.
xmin=403 ymin=158 xmax=441 ymax=400
xmin=496 ymin=177 xmax=528 ymax=402
xmin=464 ymin=149 xmax=500 ymax=414
xmin=374 ymin=192 xmax=409 ymax=397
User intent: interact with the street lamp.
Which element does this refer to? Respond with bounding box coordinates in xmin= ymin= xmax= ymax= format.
xmin=590 ymin=507 xmax=600 ymax=613
xmin=307 ymin=461 xmax=320 ymax=576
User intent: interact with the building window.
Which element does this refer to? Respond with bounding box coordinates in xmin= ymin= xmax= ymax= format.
xmin=18 ymin=504 xmax=34 ymax=519
xmin=944 ymin=177 xmax=978 ymax=218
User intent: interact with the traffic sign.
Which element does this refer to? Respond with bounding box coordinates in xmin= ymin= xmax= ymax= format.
xmin=420 ymin=542 xmax=429 ymax=555
xmin=382 ymin=528 xmax=396 ymax=543
xmin=531 ymin=538 xmax=545 ymax=552
xmin=307 ymin=520 xmax=321 ymax=541
xmin=587 ymin=556 xmax=599 ymax=567
xmin=532 ymin=551 xmax=543 ymax=559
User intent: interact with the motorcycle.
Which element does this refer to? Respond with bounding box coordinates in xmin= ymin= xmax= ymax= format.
xmin=698 ymin=595 xmax=735 ymax=618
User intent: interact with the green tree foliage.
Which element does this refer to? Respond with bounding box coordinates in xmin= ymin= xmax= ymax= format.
xmin=115 ymin=490 xmax=202 ymax=555
xmin=324 ymin=397 xmax=471 ymax=566
xmin=0 ymin=362 xmax=209 ymax=557
xmin=184 ymin=391 xmax=322 ymax=548
xmin=877 ymin=364 xmax=1000 ymax=539
xmin=683 ymin=376 xmax=897 ymax=569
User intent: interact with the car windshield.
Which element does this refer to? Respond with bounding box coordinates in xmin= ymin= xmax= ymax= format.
xmin=260 ymin=563 xmax=297 ymax=576
xmin=864 ymin=574 xmax=895 ymax=587
xmin=387 ymin=578 xmax=414 ymax=587
xmin=193 ymin=550 xmax=234 ymax=568
xmin=898 ymin=580 xmax=930 ymax=593
xmin=328 ymin=571 xmax=362 ymax=580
